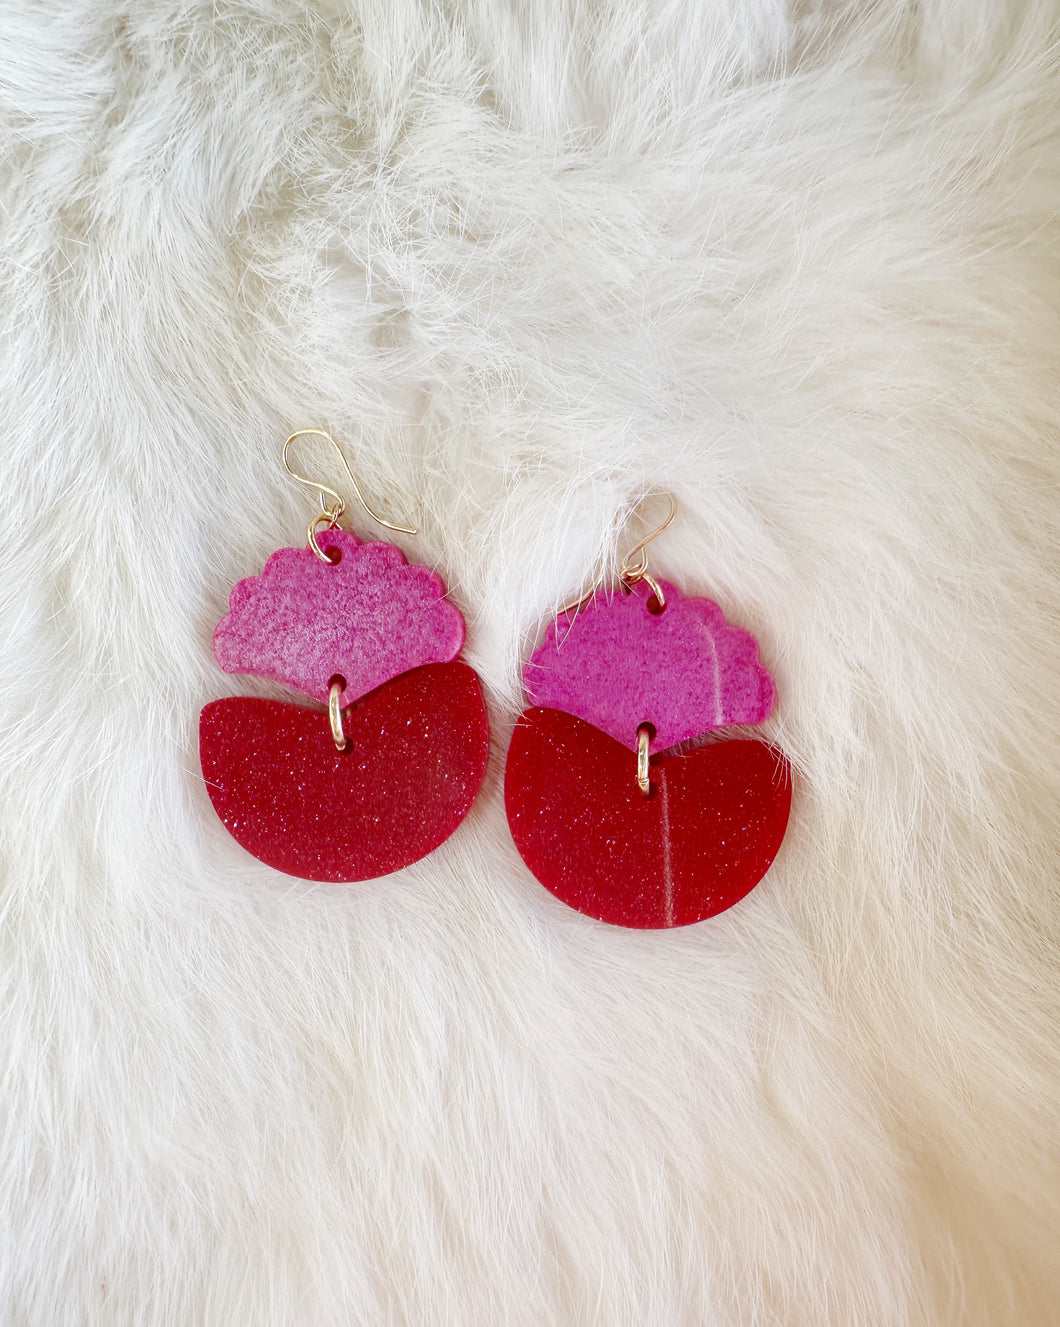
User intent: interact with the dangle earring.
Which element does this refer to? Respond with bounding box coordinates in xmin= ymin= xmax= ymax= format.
xmin=504 ymin=494 xmax=791 ymax=928
xmin=199 ymin=429 xmax=489 ymax=882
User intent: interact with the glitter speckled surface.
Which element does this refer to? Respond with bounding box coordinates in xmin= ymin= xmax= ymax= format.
xmin=199 ymin=662 xmax=489 ymax=882
xmin=525 ymin=578 xmax=775 ymax=752
xmin=504 ymin=707 xmax=791 ymax=928
xmin=212 ymin=529 xmax=465 ymax=707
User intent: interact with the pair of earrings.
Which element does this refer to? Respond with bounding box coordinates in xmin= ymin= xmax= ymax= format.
xmin=199 ymin=430 xmax=791 ymax=929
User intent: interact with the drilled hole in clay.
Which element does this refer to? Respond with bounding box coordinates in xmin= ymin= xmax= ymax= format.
xmin=646 ymin=594 xmax=665 ymax=615
xmin=329 ymin=673 xmax=347 ymax=692
xmin=324 ymin=545 xmax=342 ymax=564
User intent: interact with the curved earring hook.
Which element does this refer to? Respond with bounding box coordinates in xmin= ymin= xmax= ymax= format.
xmin=282 ymin=429 xmax=417 ymax=562
xmin=559 ymin=490 xmax=677 ymax=616
xmin=619 ymin=491 xmax=676 ymax=583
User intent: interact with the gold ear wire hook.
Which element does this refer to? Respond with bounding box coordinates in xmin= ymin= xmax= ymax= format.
xmin=283 ymin=428 xmax=417 ymax=563
xmin=619 ymin=491 xmax=676 ymax=583
xmin=558 ymin=490 xmax=677 ymax=617
xmin=619 ymin=490 xmax=675 ymax=611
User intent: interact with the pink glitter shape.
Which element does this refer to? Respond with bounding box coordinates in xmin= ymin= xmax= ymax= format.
xmin=525 ymin=579 xmax=775 ymax=752
xmin=213 ymin=528 xmax=465 ymax=707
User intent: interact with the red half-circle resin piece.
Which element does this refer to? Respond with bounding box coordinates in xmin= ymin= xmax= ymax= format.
xmin=504 ymin=707 xmax=791 ymax=928
xmin=199 ymin=662 xmax=488 ymax=882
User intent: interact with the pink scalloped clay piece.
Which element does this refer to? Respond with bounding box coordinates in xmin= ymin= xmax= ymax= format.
xmin=212 ymin=528 xmax=465 ymax=707
xmin=525 ymin=579 xmax=776 ymax=753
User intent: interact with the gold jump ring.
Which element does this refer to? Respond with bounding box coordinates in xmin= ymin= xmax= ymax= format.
xmin=328 ymin=679 xmax=347 ymax=751
xmin=636 ymin=724 xmax=652 ymax=796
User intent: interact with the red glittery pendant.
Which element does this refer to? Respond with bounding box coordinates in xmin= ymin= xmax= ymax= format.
xmin=201 ymin=662 xmax=489 ymax=882
xmin=505 ymin=707 xmax=791 ymax=927
xmin=199 ymin=451 xmax=490 ymax=883
xmin=504 ymin=558 xmax=791 ymax=927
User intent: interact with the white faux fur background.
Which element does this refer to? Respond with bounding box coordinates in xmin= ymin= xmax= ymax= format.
xmin=1 ymin=1 xmax=1058 ymax=1323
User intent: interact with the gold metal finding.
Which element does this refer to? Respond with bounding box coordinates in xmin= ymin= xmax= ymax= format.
xmin=558 ymin=491 xmax=676 ymax=616
xmin=328 ymin=678 xmax=347 ymax=752
xmin=282 ymin=428 xmax=416 ymax=563
xmin=628 ymin=570 xmax=666 ymax=612
xmin=636 ymin=724 xmax=652 ymax=796
xmin=619 ymin=491 xmax=676 ymax=586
